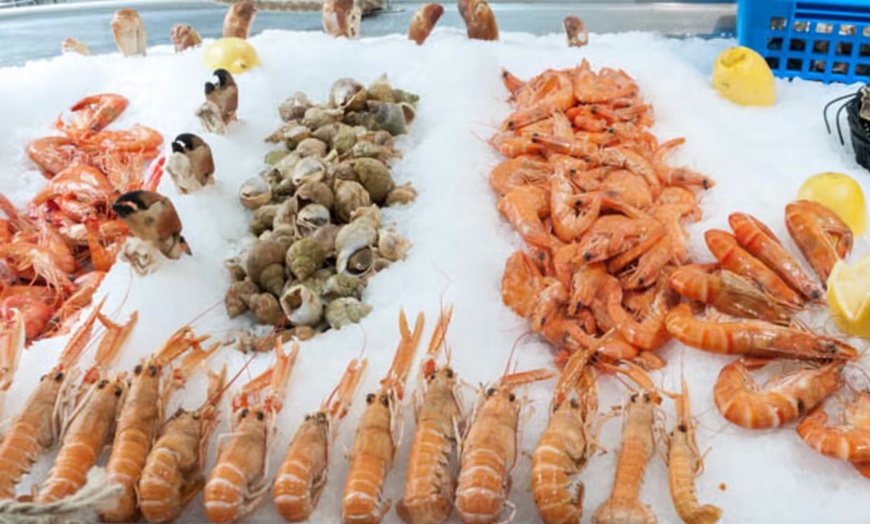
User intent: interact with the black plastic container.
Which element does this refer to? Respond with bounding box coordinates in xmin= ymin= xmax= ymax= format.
xmin=846 ymin=95 xmax=870 ymax=171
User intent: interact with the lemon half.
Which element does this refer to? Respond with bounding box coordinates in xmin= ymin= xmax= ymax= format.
xmin=712 ymin=46 xmax=776 ymax=106
xmin=203 ymin=37 xmax=260 ymax=75
xmin=798 ymin=172 xmax=867 ymax=236
xmin=827 ymin=256 xmax=870 ymax=339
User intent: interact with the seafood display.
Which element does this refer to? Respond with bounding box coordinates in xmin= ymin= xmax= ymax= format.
xmin=225 ymin=75 xmax=419 ymax=345
xmin=4 ymin=10 xmax=870 ymax=524
xmin=1 ymin=94 xmax=163 ymax=343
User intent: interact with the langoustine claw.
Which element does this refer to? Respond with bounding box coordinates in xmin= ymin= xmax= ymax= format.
xmin=408 ymin=3 xmax=444 ymax=45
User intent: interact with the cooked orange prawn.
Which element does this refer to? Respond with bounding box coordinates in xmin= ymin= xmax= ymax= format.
xmin=714 ymin=358 xmax=844 ymax=430
xmin=572 ymin=60 xmax=638 ymax=103
xmin=497 ymin=185 xmax=563 ymax=252
xmin=503 ymin=70 xmax=576 ymax=131
xmin=489 ymin=155 xmax=551 ymax=197
xmin=576 ymin=215 xmax=662 ymax=264
xmin=652 ymin=138 xmax=714 ymax=190
xmin=797 ymin=388 xmax=870 ymax=463
xmin=455 ymin=364 xmax=555 ymax=524
xmin=550 ymin=165 xmax=601 ymax=243
xmin=203 ymin=341 xmax=299 ymax=523
xmin=36 ymin=309 xmax=138 ymax=503
xmin=101 ymin=327 xmax=220 ymax=522
xmin=785 ymin=200 xmax=853 ymax=285
xmin=606 ymin=281 xmax=672 ymax=351
xmin=664 ymin=376 xmax=722 ymax=524
xmin=25 ymin=136 xmax=85 ymax=178
xmin=138 ymin=365 xmax=229 ymax=523
xmin=531 ymin=350 xmax=597 ymax=524
xmin=665 ymin=303 xmax=857 ymax=360
xmin=728 ymin=212 xmax=822 ymax=302
xmin=0 ymin=309 xmax=25 ymax=418
xmin=342 ymin=311 xmax=425 ymax=524
xmin=592 ymin=361 xmax=661 ymax=524
xmin=57 ymin=93 xmax=129 ymax=137
xmin=668 ymin=264 xmax=796 ymax=325
xmin=704 ymin=229 xmax=804 ymax=307
xmin=274 ymin=358 xmax=367 ymax=522
xmin=0 ymin=302 xmax=109 ymax=499
xmin=397 ymin=306 xmax=462 ymax=524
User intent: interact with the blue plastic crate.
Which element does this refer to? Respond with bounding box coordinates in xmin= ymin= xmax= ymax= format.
xmin=737 ymin=0 xmax=870 ymax=84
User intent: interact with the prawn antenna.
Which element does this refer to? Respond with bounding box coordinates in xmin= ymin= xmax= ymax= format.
xmin=210 ymin=352 xmax=258 ymax=406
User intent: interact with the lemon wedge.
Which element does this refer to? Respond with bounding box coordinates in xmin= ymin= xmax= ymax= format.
xmin=203 ymin=37 xmax=260 ymax=75
xmin=712 ymin=46 xmax=776 ymax=106
xmin=798 ymin=172 xmax=867 ymax=236
xmin=827 ymin=256 xmax=870 ymax=339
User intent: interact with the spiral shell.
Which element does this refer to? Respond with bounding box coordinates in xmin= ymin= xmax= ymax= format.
xmin=279 ymin=92 xmax=313 ymax=122
xmin=377 ymin=229 xmax=411 ymax=262
xmin=302 ymin=106 xmax=344 ymax=129
xmin=239 ymin=176 xmax=272 ymax=210
xmin=265 ymin=150 xmax=289 ymax=166
xmin=280 ymin=284 xmax=324 ymax=326
xmin=334 ymin=179 xmax=372 ymax=223
xmin=346 ymin=247 xmax=374 ymax=275
xmin=335 ymin=207 xmax=380 ymax=274
xmin=225 ymin=278 xmax=261 ymax=317
xmin=272 ymin=198 xmax=300 ymax=230
xmin=285 ymin=238 xmax=327 ymax=281
xmin=350 ymin=158 xmax=394 ymax=203
xmin=224 ymin=257 xmax=247 ymax=282
xmin=296 ymin=181 xmax=335 ymax=210
xmin=368 ymin=101 xmax=413 ymax=135
xmin=385 ymin=182 xmax=418 ymax=206
xmin=313 ymin=122 xmax=341 ymax=145
xmin=296 ymin=204 xmax=331 ymax=237
xmin=246 ymin=239 xmax=286 ymax=284
xmin=326 ymin=298 xmax=373 ymax=329
xmin=366 ymin=74 xmax=396 ymax=103
xmin=249 ymin=204 xmax=279 ymax=236
xmin=332 ymin=124 xmax=357 ymax=154
xmin=292 ymin=157 xmax=326 ymax=187
xmin=249 ymin=293 xmax=284 ymax=325
xmin=295 ymin=138 xmax=328 ymax=158
xmin=323 ymin=274 xmax=365 ymax=299
xmin=310 ymin=223 xmax=341 ymax=256
xmin=329 ymin=78 xmax=367 ymax=111
xmin=259 ymin=263 xmax=286 ymax=296
xmin=284 ymin=125 xmax=313 ymax=147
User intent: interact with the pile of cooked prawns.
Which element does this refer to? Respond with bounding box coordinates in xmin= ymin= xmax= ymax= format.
xmin=0 ymin=93 xmax=163 ymax=345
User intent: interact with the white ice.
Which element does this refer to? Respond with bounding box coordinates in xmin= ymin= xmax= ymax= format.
xmin=0 ymin=27 xmax=869 ymax=524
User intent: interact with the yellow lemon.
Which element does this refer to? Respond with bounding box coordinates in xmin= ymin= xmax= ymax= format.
xmin=712 ymin=46 xmax=776 ymax=106
xmin=203 ymin=38 xmax=260 ymax=75
xmin=798 ymin=172 xmax=867 ymax=236
xmin=827 ymin=256 xmax=870 ymax=339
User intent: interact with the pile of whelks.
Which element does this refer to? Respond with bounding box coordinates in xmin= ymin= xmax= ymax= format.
xmin=225 ymin=75 xmax=419 ymax=345
xmin=487 ymin=59 xmax=868 ymax=522
xmin=61 ymin=0 xmax=589 ymax=58
xmin=0 ymin=94 xmax=165 ymax=344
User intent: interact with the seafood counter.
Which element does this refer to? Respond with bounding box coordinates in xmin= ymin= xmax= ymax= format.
xmin=1 ymin=2 xmax=870 ymax=524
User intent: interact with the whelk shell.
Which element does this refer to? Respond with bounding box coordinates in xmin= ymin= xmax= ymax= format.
xmin=280 ymin=284 xmax=324 ymax=326
xmin=239 ymin=176 xmax=272 ymax=210
xmin=326 ymin=297 xmax=372 ymax=329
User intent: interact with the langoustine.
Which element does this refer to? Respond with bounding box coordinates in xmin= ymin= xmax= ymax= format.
xmin=455 ymin=360 xmax=554 ymax=523
xmin=274 ymin=358 xmax=367 ymax=522
xmin=203 ymin=341 xmax=299 ymax=523
xmin=341 ymin=310 xmax=425 ymax=524
xmin=396 ymin=305 xmax=462 ymax=524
